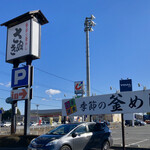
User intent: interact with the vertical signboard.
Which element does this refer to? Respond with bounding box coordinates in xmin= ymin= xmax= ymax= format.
xmin=7 ymin=20 xmax=31 ymax=61
xmin=74 ymin=81 xmax=85 ymax=95
xmin=4 ymin=17 xmax=43 ymax=64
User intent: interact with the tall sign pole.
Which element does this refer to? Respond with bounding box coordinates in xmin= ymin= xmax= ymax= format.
xmin=1 ymin=10 xmax=48 ymax=135
xmin=11 ymin=61 xmax=19 ymax=134
xmin=84 ymin=15 xmax=96 ymax=121
xmin=24 ymin=59 xmax=32 ymax=135
xmin=120 ymin=79 xmax=132 ymax=150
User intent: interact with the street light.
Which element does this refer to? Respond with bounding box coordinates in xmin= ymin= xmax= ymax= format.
xmin=84 ymin=15 xmax=96 ymax=122
xmin=84 ymin=15 xmax=96 ymax=97
xmin=138 ymin=83 xmax=146 ymax=90
xmin=110 ymin=86 xmax=120 ymax=93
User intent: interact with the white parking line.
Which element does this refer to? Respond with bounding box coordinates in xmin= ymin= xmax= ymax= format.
xmin=113 ymin=138 xmax=130 ymax=140
xmin=113 ymin=138 xmax=121 ymax=140
xmin=126 ymin=139 xmax=149 ymax=146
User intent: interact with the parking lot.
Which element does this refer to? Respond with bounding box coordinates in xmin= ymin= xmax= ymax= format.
xmin=0 ymin=123 xmax=150 ymax=149
xmin=112 ymin=124 xmax=150 ymax=148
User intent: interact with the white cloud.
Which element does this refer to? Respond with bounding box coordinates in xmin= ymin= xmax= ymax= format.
xmin=0 ymin=82 xmax=11 ymax=87
xmin=42 ymin=98 xmax=49 ymax=101
xmin=45 ymin=89 xmax=61 ymax=97
xmin=5 ymin=82 xmax=11 ymax=87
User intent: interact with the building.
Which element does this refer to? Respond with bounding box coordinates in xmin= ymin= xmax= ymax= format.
xmin=30 ymin=109 xmax=121 ymax=123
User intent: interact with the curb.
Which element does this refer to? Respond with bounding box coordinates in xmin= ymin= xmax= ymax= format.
xmin=0 ymin=148 xmax=27 ymax=150
xmin=0 ymin=147 xmax=150 ymax=150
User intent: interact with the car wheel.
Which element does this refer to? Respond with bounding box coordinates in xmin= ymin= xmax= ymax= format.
xmin=61 ymin=145 xmax=71 ymax=150
xmin=102 ymin=141 xmax=110 ymax=150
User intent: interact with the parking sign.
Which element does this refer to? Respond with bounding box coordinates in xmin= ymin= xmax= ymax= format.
xmin=11 ymin=66 xmax=31 ymax=88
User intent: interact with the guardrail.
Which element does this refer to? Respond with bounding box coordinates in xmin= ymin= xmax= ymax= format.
xmin=0 ymin=124 xmax=58 ymax=135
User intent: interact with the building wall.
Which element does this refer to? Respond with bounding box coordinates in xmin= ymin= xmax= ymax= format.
xmin=112 ymin=114 xmax=121 ymax=122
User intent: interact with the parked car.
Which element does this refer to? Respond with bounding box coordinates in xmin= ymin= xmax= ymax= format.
xmin=134 ymin=120 xmax=146 ymax=126
xmin=125 ymin=120 xmax=132 ymax=126
xmin=145 ymin=120 xmax=150 ymax=124
xmin=2 ymin=122 xmax=11 ymax=127
xmin=30 ymin=122 xmax=38 ymax=126
xmin=125 ymin=120 xmax=146 ymax=126
xmin=0 ymin=123 xmax=4 ymax=127
xmin=28 ymin=122 xmax=113 ymax=150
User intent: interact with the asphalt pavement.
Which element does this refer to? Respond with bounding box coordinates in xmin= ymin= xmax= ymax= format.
xmin=111 ymin=125 xmax=150 ymax=148
xmin=0 ymin=124 xmax=150 ymax=150
xmin=0 ymin=147 xmax=150 ymax=150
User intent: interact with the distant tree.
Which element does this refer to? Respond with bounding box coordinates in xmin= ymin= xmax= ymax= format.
xmin=0 ymin=107 xmax=4 ymax=114
xmin=147 ymin=112 xmax=150 ymax=115
xmin=2 ymin=108 xmax=21 ymax=121
xmin=0 ymin=107 xmax=4 ymax=111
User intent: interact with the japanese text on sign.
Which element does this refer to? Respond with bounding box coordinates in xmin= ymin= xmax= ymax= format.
xmin=62 ymin=90 xmax=150 ymax=116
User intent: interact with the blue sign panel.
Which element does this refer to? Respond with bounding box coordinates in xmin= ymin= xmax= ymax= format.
xmin=11 ymin=66 xmax=30 ymax=88
xmin=120 ymin=79 xmax=132 ymax=92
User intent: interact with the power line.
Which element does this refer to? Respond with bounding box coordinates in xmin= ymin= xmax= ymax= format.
xmin=34 ymin=66 xmax=74 ymax=83
xmin=0 ymin=52 xmax=103 ymax=95
xmin=20 ymin=101 xmax=61 ymax=108
xmin=34 ymin=82 xmax=74 ymax=94
xmin=0 ymin=89 xmax=10 ymax=92
xmin=33 ymin=95 xmax=62 ymax=101
xmin=0 ymin=93 xmax=61 ymax=108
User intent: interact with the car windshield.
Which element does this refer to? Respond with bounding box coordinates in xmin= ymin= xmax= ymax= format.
xmin=46 ymin=124 xmax=78 ymax=135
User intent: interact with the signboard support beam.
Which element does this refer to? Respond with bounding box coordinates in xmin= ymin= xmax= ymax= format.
xmin=24 ymin=59 xmax=32 ymax=135
xmin=120 ymin=79 xmax=132 ymax=150
xmin=121 ymin=113 xmax=125 ymax=150
xmin=11 ymin=62 xmax=19 ymax=134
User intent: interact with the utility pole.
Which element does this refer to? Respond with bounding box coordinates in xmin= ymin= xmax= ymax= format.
xmin=36 ymin=104 xmax=39 ymax=124
xmin=84 ymin=15 xmax=96 ymax=121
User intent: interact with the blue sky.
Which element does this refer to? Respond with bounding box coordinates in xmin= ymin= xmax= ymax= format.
xmin=1 ymin=0 xmax=150 ymax=114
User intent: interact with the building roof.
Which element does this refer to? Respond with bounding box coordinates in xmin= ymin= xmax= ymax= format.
xmin=1 ymin=10 xmax=48 ymax=28
xmin=31 ymin=109 xmax=62 ymax=116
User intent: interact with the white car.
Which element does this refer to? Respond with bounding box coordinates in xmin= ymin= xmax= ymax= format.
xmin=3 ymin=122 xmax=11 ymax=127
xmin=30 ymin=122 xmax=38 ymax=126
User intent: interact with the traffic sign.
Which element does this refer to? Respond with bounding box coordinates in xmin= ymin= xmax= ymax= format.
xmin=11 ymin=65 xmax=31 ymax=88
xmin=6 ymin=97 xmax=13 ymax=104
xmin=74 ymin=81 xmax=85 ymax=95
xmin=11 ymin=88 xmax=30 ymax=100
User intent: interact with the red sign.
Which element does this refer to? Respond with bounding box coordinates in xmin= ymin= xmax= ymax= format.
xmin=75 ymin=83 xmax=82 ymax=90
xmin=11 ymin=88 xmax=29 ymax=100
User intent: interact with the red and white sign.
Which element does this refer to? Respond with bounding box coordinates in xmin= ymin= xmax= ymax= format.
xmin=11 ymin=88 xmax=29 ymax=100
xmin=74 ymin=81 xmax=85 ymax=95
